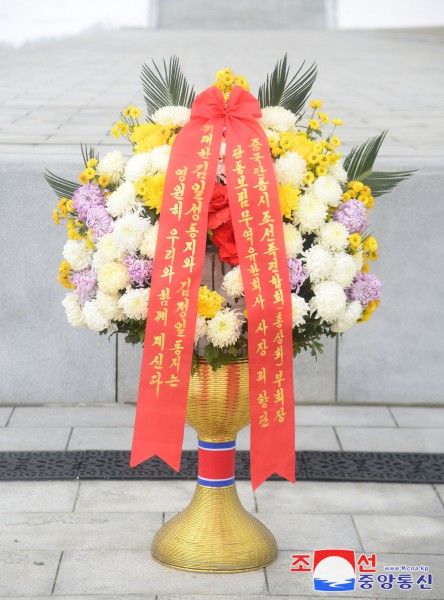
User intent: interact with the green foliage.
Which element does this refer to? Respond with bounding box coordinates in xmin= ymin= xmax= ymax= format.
xmin=141 ymin=56 xmax=196 ymax=118
xmin=203 ymin=342 xmax=247 ymax=371
xmin=258 ymin=53 xmax=317 ymax=115
xmin=343 ymin=131 xmax=414 ymax=197
xmin=292 ymin=315 xmax=335 ymax=360
xmin=44 ymin=170 xmax=81 ymax=199
xmin=80 ymin=143 xmax=99 ymax=168
xmin=117 ymin=319 xmax=147 ymax=345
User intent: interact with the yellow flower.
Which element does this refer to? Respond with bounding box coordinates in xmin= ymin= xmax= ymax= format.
xmin=79 ymin=172 xmax=88 ymax=184
xmin=197 ymin=286 xmax=225 ymax=319
xmin=98 ymin=174 xmax=110 ymax=188
xmin=318 ymin=112 xmax=329 ymax=124
xmin=358 ymin=310 xmax=371 ymax=323
xmin=52 ymin=209 xmax=60 ymax=224
xmin=169 ymin=133 xmax=177 ymax=146
xmin=308 ymin=119 xmax=320 ymax=131
xmin=216 ymin=68 xmax=233 ymax=79
xmin=58 ymin=261 xmax=75 ymax=288
xmin=342 ymin=191 xmax=353 ymax=202
xmin=278 ymin=185 xmax=300 ymax=218
xmin=332 ymin=118 xmax=343 ymax=126
xmin=318 ymin=154 xmax=329 ymax=165
xmin=316 ymin=165 xmax=328 ymax=177
xmin=368 ymin=250 xmax=378 ymax=261
xmin=130 ymin=123 xmax=172 ymax=153
xmin=140 ymin=173 xmax=166 ymax=213
xmin=364 ymin=236 xmax=378 ymax=252
xmin=331 ymin=136 xmax=341 ymax=147
xmin=350 ymin=181 xmax=364 ymax=193
xmin=348 ymin=233 xmax=361 ymax=250
xmin=86 ymin=158 xmax=98 ymax=168
xmin=304 ymin=171 xmax=316 ymax=185
xmin=84 ymin=167 xmax=96 ymax=180
xmin=307 ymin=151 xmax=319 ymax=164
xmin=310 ymin=100 xmax=322 ymax=109
xmin=86 ymin=238 xmax=95 ymax=251
xmin=111 ymin=125 xmax=121 ymax=138
xmin=233 ymin=75 xmax=250 ymax=91
xmin=129 ymin=106 xmax=141 ymax=119
xmin=363 ymin=195 xmax=375 ymax=209
xmin=361 ymin=261 xmax=370 ymax=273
xmin=59 ymin=260 xmax=71 ymax=274
xmin=122 ymin=106 xmax=133 ymax=117
xmin=362 ymin=185 xmax=372 ymax=195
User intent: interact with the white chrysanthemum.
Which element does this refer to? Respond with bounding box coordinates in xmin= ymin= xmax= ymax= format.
xmin=206 ymin=309 xmax=242 ymax=348
xmin=125 ymin=152 xmax=153 ymax=182
xmin=96 ymin=150 xmax=125 ymax=185
xmin=97 ymin=261 xmax=129 ymax=295
xmin=63 ymin=240 xmax=93 ymax=271
xmin=294 ymin=190 xmax=327 ymax=233
xmin=112 ymin=213 xmax=146 ymax=253
xmin=330 ymin=252 xmax=357 ymax=288
xmin=150 ymin=145 xmax=171 ymax=174
xmin=274 ymin=151 xmax=307 ymax=188
xmin=291 ymin=294 xmax=310 ymax=328
xmin=352 ymin=249 xmax=364 ymax=272
xmin=118 ymin=287 xmax=150 ymax=320
xmin=83 ymin=299 xmax=110 ymax=332
xmin=194 ymin=314 xmax=207 ymax=344
xmin=317 ymin=221 xmax=349 ymax=252
xmin=139 ymin=221 xmax=159 ymax=259
xmin=221 ymin=266 xmax=244 ymax=298
xmin=259 ymin=106 xmax=296 ymax=132
xmin=328 ymin=162 xmax=348 ymax=184
xmin=152 ymin=106 xmax=191 ymax=127
xmin=106 ymin=181 xmax=138 ymax=218
xmin=313 ymin=174 xmax=343 ymax=207
xmin=302 ymin=245 xmax=333 ymax=283
xmin=92 ymin=234 xmax=120 ymax=270
xmin=331 ymin=301 xmax=363 ymax=333
xmin=96 ymin=290 xmax=125 ymax=321
xmin=283 ymin=223 xmax=303 ymax=259
xmin=310 ymin=281 xmax=347 ymax=323
xmin=62 ymin=294 xmax=85 ymax=328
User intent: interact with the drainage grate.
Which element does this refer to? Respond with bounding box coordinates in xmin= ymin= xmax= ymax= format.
xmin=0 ymin=451 xmax=443 ymax=483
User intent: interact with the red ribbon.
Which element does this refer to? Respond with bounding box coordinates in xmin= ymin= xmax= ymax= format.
xmin=131 ymin=86 xmax=295 ymax=489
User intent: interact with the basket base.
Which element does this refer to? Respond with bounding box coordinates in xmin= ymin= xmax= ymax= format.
xmin=151 ymin=483 xmax=278 ymax=573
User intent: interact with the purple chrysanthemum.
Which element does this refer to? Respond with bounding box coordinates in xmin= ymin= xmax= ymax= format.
xmin=124 ymin=255 xmax=153 ymax=287
xmin=346 ymin=273 xmax=381 ymax=307
xmin=86 ymin=205 xmax=113 ymax=240
xmin=72 ymin=183 xmax=106 ymax=222
xmin=71 ymin=268 xmax=98 ymax=302
xmin=288 ymin=258 xmax=307 ymax=293
xmin=333 ymin=199 xmax=368 ymax=234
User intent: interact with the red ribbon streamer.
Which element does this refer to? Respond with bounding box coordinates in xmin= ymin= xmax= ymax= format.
xmin=131 ymin=86 xmax=295 ymax=489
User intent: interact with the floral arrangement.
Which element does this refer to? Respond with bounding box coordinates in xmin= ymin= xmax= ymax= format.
xmin=47 ymin=55 xmax=412 ymax=370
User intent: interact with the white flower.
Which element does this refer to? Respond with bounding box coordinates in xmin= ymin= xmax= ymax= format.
xmin=97 ymin=261 xmax=129 ymax=295
xmin=112 ymin=213 xmax=146 ymax=253
xmin=313 ymin=174 xmax=343 ymax=207
xmin=294 ymin=190 xmax=327 ymax=233
xmin=96 ymin=151 xmax=125 ymax=185
xmin=259 ymin=106 xmax=296 ymax=132
xmin=328 ymin=162 xmax=348 ymax=184
xmin=83 ymin=299 xmax=110 ymax=332
xmin=330 ymin=252 xmax=357 ymax=288
xmin=139 ymin=221 xmax=159 ymax=259
xmin=310 ymin=281 xmax=346 ymax=323
xmin=118 ymin=287 xmax=150 ymax=320
xmin=63 ymin=240 xmax=93 ymax=271
xmin=92 ymin=234 xmax=120 ymax=270
xmin=291 ymin=294 xmax=309 ymax=328
xmin=206 ymin=308 xmax=242 ymax=348
xmin=221 ymin=266 xmax=244 ymax=298
xmin=125 ymin=153 xmax=153 ymax=182
xmin=106 ymin=181 xmax=138 ymax=218
xmin=150 ymin=145 xmax=171 ymax=174
xmin=283 ymin=223 xmax=303 ymax=259
xmin=302 ymin=245 xmax=333 ymax=283
xmin=331 ymin=301 xmax=363 ymax=333
xmin=152 ymin=106 xmax=191 ymax=127
xmin=261 ymin=127 xmax=279 ymax=142
xmin=194 ymin=314 xmax=207 ymax=344
xmin=317 ymin=221 xmax=349 ymax=252
xmin=96 ymin=290 xmax=125 ymax=321
xmin=353 ymin=249 xmax=364 ymax=272
xmin=62 ymin=294 xmax=85 ymax=328
xmin=274 ymin=151 xmax=306 ymax=188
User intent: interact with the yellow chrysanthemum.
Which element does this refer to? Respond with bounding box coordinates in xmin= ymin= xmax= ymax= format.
xmin=65 ymin=200 xmax=74 ymax=213
xmin=129 ymin=106 xmax=142 ymax=119
xmin=84 ymin=167 xmax=96 ymax=180
xmin=316 ymin=165 xmax=328 ymax=177
xmin=348 ymin=233 xmax=362 ymax=250
xmin=79 ymin=172 xmax=88 ymax=184
xmin=86 ymin=158 xmax=98 ymax=168
xmin=304 ymin=172 xmax=316 ymax=185
xmin=350 ymin=181 xmax=364 ymax=193
xmin=331 ymin=136 xmax=341 ymax=147
xmin=98 ymin=174 xmax=110 ymax=188
xmin=332 ymin=118 xmax=343 ymax=126
xmin=139 ymin=173 xmax=166 ymax=213
xmin=197 ymin=286 xmax=225 ymax=319
xmin=52 ymin=209 xmax=60 ymax=224
xmin=310 ymin=100 xmax=322 ymax=109
xmin=233 ymin=75 xmax=250 ymax=91
xmin=364 ymin=236 xmax=378 ymax=252
xmin=278 ymin=185 xmax=300 ymax=218
xmin=362 ymin=195 xmax=375 ymax=209
xmin=318 ymin=112 xmax=329 ymax=124
xmin=308 ymin=119 xmax=320 ymax=131
xmin=130 ymin=123 xmax=172 ymax=154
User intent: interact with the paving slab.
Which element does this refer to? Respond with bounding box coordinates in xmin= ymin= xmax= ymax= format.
xmin=0 ymin=550 xmax=61 ymax=597
xmin=354 ymin=515 xmax=444 ymax=554
xmin=255 ymin=481 xmax=444 ymax=516
xmin=9 ymin=405 xmax=135 ymax=427
xmin=336 ymin=427 xmax=444 ymax=453
xmin=67 ymin=427 xmax=133 ymax=450
xmin=296 ymin=406 xmax=396 ymax=427
xmin=0 ymin=407 xmax=13 ymax=426
xmin=0 ymin=481 xmax=79 ymax=513
xmin=391 ymin=407 xmax=444 ymax=428
xmin=54 ymin=549 xmax=267 ymax=595
xmin=0 ymin=427 xmax=71 ymax=451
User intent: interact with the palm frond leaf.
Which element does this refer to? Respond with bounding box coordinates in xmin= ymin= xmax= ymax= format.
xmin=80 ymin=143 xmax=99 ymax=168
xmin=44 ymin=170 xmax=81 ymax=199
xmin=343 ymin=131 xmax=415 ymax=197
xmin=258 ymin=54 xmax=317 ymax=115
xmin=141 ymin=56 xmax=196 ymax=118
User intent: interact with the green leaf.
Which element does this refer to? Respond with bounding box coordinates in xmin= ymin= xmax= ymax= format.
xmin=343 ymin=131 xmax=414 ymax=197
xmin=44 ymin=170 xmax=81 ymax=199
xmin=80 ymin=143 xmax=99 ymax=168
xmin=141 ymin=56 xmax=196 ymax=118
xmin=258 ymin=53 xmax=317 ymax=115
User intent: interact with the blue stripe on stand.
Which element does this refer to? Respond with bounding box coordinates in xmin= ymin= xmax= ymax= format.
xmin=198 ymin=476 xmax=235 ymax=488
xmin=198 ymin=440 xmax=236 ymax=451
